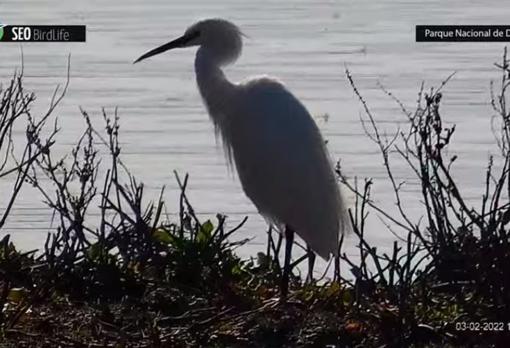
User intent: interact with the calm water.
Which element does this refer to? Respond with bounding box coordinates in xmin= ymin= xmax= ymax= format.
xmin=0 ymin=0 xmax=508 ymax=265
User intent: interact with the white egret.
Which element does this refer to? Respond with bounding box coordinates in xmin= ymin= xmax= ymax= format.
xmin=135 ymin=18 xmax=349 ymax=297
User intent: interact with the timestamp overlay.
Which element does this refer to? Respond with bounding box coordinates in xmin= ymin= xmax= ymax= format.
xmin=0 ymin=25 xmax=86 ymax=42
xmin=416 ymin=25 xmax=510 ymax=42
xmin=452 ymin=321 xmax=510 ymax=332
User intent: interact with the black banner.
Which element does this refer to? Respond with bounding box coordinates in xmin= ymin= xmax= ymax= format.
xmin=416 ymin=25 xmax=510 ymax=42
xmin=0 ymin=25 xmax=86 ymax=42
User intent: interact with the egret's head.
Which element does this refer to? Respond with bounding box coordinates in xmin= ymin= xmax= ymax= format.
xmin=134 ymin=18 xmax=243 ymax=65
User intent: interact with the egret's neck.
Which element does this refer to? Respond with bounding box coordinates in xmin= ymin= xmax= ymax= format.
xmin=195 ymin=47 xmax=236 ymax=121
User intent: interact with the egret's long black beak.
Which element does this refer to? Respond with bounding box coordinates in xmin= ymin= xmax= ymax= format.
xmin=133 ymin=31 xmax=200 ymax=64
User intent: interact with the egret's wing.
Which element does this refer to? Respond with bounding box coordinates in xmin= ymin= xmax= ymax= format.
xmin=222 ymin=78 xmax=347 ymax=259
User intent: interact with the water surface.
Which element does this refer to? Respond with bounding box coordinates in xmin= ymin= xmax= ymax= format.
xmin=0 ymin=0 xmax=507 ymax=266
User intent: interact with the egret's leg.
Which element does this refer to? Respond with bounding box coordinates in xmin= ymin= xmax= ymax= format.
xmin=306 ymin=245 xmax=316 ymax=283
xmin=281 ymin=225 xmax=294 ymax=299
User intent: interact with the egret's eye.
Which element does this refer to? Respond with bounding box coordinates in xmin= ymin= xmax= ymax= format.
xmin=188 ymin=30 xmax=200 ymax=40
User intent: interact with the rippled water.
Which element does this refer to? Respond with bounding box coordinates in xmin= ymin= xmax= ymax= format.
xmin=0 ymin=0 xmax=508 ymax=264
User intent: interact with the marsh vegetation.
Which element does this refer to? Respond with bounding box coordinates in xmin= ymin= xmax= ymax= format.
xmin=2 ymin=51 xmax=510 ymax=347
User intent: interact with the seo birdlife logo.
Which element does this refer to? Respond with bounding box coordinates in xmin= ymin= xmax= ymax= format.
xmin=0 ymin=21 xmax=86 ymax=42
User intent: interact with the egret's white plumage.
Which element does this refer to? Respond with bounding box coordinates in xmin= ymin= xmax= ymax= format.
xmin=135 ymin=18 xmax=349 ymax=260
